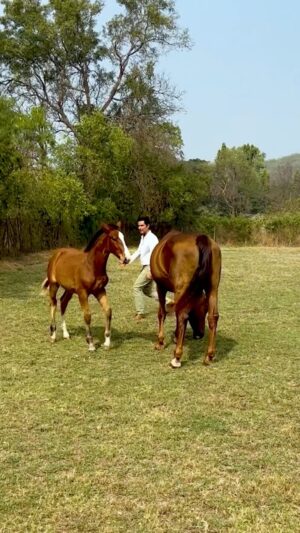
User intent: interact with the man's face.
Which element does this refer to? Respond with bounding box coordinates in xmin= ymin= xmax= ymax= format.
xmin=137 ymin=220 xmax=149 ymax=236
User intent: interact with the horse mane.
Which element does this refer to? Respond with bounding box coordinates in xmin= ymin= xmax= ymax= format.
xmin=84 ymin=229 xmax=104 ymax=252
xmin=84 ymin=224 xmax=119 ymax=252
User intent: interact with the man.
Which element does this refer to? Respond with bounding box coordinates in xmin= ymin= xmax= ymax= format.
xmin=129 ymin=216 xmax=159 ymax=320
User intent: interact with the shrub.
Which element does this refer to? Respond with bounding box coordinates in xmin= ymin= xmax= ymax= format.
xmin=190 ymin=214 xmax=300 ymax=246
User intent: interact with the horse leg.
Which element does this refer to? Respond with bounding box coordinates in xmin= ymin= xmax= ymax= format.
xmin=171 ymin=310 xmax=188 ymax=368
xmin=49 ymin=283 xmax=59 ymax=342
xmin=78 ymin=290 xmax=95 ymax=351
xmin=96 ymin=290 xmax=112 ymax=349
xmin=155 ymin=285 xmax=167 ymax=350
xmin=203 ymin=289 xmax=219 ymax=365
xmin=60 ymin=290 xmax=73 ymax=339
xmin=172 ymin=288 xmax=187 ymax=343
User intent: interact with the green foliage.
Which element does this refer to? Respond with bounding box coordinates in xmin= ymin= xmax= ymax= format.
xmin=190 ymin=213 xmax=300 ymax=246
xmin=161 ymin=159 xmax=212 ymax=229
xmin=212 ymin=143 xmax=269 ymax=216
xmin=16 ymin=106 xmax=55 ymax=167
xmin=0 ymin=0 xmax=190 ymax=132
xmin=74 ymin=111 xmax=133 ymax=224
xmin=0 ymin=97 xmax=21 ymax=210
xmin=266 ymin=158 xmax=300 ymax=212
xmin=37 ymin=170 xmax=90 ymax=224
xmin=2 ymin=3 xmax=299 ymax=252
xmin=193 ymin=215 xmax=253 ymax=244
xmin=261 ymin=213 xmax=300 ymax=245
xmin=0 ymin=97 xmax=91 ymax=253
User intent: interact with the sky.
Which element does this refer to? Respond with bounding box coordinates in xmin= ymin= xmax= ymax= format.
xmin=156 ymin=0 xmax=300 ymax=162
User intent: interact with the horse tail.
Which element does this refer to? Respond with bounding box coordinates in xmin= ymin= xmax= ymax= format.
xmin=194 ymin=234 xmax=212 ymax=293
xmin=40 ymin=277 xmax=49 ymax=296
xmin=175 ymin=235 xmax=212 ymax=312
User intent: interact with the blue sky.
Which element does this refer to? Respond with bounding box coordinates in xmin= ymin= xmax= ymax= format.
xmin=157 ymin=0 xmax=300 ymax=161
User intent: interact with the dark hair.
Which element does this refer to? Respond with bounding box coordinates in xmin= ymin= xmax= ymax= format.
xmin=137 ymin=215 xmax=151 ymax=226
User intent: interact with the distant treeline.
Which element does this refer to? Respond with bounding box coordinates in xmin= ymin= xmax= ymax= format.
xmin=1 ymin=97 xmax=300 ymax=256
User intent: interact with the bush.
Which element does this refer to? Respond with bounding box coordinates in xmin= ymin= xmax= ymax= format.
xmin=259 ymin=213 xmax=300 ymax=245
xmin=189 ymin=214 xmax=300 ymax=246
xmin=193 ymin=215 xmax=253 ymax=244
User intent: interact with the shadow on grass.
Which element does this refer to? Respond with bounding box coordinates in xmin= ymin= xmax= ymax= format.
xmin=121 ymin=324 xmax=237 ymax=366
xmin=66 ymin=325 xmax=155 ymax=346
xmin=184 ymin=333 xmax=237 ymax=365
xmin=44 ymin=321 xmax=236 ymax=367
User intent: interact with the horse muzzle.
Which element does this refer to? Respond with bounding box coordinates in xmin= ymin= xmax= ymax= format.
xmin=193 ymin=330 xmax=204 ymax=340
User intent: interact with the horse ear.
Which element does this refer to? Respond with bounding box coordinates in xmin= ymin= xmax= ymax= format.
xmin=101 ymin=223 xmax=110 ymax=233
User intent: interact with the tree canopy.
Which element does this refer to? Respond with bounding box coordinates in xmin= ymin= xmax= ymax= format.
xmin=0 ymin=0 xmax=190 ymax=135
xmin=211 ymin=143 xmax=269 ymax=216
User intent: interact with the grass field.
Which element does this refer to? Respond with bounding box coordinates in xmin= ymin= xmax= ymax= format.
xmin=0 ymin=247 xmax=299 ymax=532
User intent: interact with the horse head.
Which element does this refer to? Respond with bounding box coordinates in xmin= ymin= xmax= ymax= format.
xmin=188 ymin=293 xmax=209 ymax=339
xmin=102 ymin=224 xmax=127 ymax=264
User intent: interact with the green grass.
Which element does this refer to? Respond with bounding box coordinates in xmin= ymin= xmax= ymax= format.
xmin=0 ymin=248 xmax=299 ymax=532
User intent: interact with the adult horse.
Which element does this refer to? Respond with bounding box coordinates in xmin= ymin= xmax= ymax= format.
xmin=150 ymin=231 xmax=221 ymax=368
xmin=41 ymin=224 xmax=127 ymax=351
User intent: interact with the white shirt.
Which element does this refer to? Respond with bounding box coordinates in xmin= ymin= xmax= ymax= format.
xmin=118 ymin=231 xmax=131 ymax=261
xmin=129 ymin=230 xmax=159 ymax=266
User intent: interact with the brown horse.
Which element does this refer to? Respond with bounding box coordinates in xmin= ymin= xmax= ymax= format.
xmin=41 ymin=224 xmax=127 ymax=351
xmin=150 ymin=231 xmax=221 ymax=368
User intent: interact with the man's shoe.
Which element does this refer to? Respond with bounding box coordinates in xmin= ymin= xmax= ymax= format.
xmin=134 ymin=313 xmax=145 ymax=321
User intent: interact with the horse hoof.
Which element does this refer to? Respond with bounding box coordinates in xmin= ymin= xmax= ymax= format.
xmin=88 ymin=345 xmax=96 ymax=352
xmin=170 ymin=358 xmax=181 ymax=368
xmin=50 ymin=337 xmax=56 ymax=344
xmin=155 ymin=343 xmax=164 ymax=350
xmin=101 ymin=344 xmax=110 ymax=350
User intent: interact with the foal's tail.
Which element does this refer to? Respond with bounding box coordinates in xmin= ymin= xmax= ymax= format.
xmin=40 ymin=277 xmax=49 ymax=296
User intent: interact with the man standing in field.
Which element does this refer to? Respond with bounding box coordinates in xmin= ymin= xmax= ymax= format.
xmin=129 ymin=216 xmax=159 ymax=320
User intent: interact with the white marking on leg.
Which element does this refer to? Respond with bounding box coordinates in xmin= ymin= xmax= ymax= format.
xmin=102 ymin=332 xmax=111 ymax=349
xmin=61 ymin=320 xmax=70 ymax=339
xmin=171 ymin=357 xmax=181 ymax=368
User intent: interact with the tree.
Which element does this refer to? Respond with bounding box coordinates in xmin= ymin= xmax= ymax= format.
xmin=0 ymin=96 xmax=89 ymax=253
xmin=211 ymin=143 xmax=269 ymax=216
xmin=161 ymin=158 xmax=213 ymax=229
xmin=0 ymin=0 xmax=190 ymax=135
xmin=266 ymin=162 xmax=300 ymax=212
